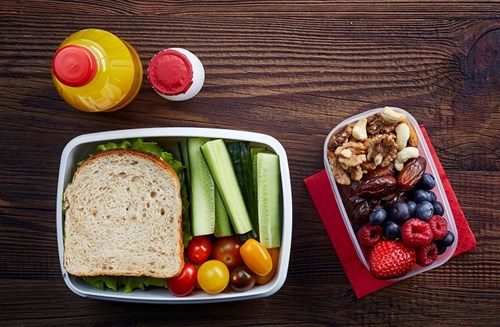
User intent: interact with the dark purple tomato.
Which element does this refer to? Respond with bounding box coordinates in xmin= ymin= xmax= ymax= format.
xmin=230 ymin=265 xmax=256 ymax=292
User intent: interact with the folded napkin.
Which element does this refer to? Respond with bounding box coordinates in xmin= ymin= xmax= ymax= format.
xmin=305 ymin=125 xmax=476 ymax=298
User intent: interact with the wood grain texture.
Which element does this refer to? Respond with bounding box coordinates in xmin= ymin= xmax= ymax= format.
xmin=0 ymin=1 xmax=498 ymax=326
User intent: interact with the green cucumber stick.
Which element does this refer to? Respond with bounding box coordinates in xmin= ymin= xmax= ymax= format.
xmin=251 ymin=147 xmax=267 ymax=197
xmin=187 ymin=138 xmax=215 ymax=236
xmin=257 ymin=152 xmax=282 ymax=248
xmin=200 ymin=139 xmax=253 ymax=235
xmin=214 ymin=187 xmax=233 ymax=237
xmin=227 ymin=141 xmax=258 ymax=233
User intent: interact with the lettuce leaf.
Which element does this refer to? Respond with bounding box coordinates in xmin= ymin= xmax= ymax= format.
xmin=74 ymin=138 xmax=192 ymax=293
xmin=82 ymin=276 xmax=167 ymax=293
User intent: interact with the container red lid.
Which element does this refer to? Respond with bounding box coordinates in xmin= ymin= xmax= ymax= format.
xmin=148 ymin=49 xmax=194 ymax=95
xmin=52 ymin=45 xmax=97 ymax=87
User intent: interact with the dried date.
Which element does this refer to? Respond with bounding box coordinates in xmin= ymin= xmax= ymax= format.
xmin=356 ymin=176 xmax=397 ymax=199
xmin=352 ymin=200 xmax=370 ymax=225
xmin=363 ymin=162 xmax=395 ymax=180
xmin=383 ymin=190 xmax=408 ymax=206
xmin=397 ymin=156 xmax=427 ymax=190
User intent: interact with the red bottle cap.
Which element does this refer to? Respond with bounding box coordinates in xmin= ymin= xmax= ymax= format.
xmin=148 ymin=49 xmax=193 ymax=95
xmin=52 ymin=45 xmax=97 ymax=87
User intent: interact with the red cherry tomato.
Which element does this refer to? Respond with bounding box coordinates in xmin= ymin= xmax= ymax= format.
xmin=187 ymin=235 xmax=212 ymax=264
xmin=211 ymin=236 xmax=243 ymax=271
xmin=168 ymin=263 xmax=197 ymax=297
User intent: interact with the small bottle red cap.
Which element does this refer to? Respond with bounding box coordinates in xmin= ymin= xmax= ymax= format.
xmin=148 ymin=49 xmax=194 ymax=95
xmin=52 ymin=45 xmax=97 ymax=87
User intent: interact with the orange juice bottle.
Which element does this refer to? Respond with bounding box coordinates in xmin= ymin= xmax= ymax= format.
xmin=52 ymin=29 xmax=143 ymax=112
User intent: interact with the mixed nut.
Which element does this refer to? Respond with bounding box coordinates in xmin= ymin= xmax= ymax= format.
xmin=326 ymin=107 xmax=455 ymax=279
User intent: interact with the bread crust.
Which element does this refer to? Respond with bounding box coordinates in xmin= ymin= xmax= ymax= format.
xmin=63 ymin=149 xmax=184 ymax=279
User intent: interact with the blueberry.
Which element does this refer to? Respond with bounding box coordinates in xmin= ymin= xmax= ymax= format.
xmin=369 ymin=207 xmax=387 ymax=225
xmin=418 ymin=173 xmax=436 ymax=191
xmin=414 ymin=201 xmax=434 ymax=221
xmin=428 ymin=191 xmax=437 ymax=204
xmin=406 ymin=200 xmax=417 ymax=217
xmin=384 ymin=221 xmax=402 ymax=240
xmin=390 ymin=201 xmax=411 ymax=223
xmin=436 ymin=242 xmax=448 ymax=255
xmin=412 ymin=189 xmax=431 ymax=203
xmin=437 ymin=231 xmax=455 ymax=247
xmin=352 ymin=222 xmax=361 ymax=233
xmin=433 ymin=201 xmax=445 ymax=216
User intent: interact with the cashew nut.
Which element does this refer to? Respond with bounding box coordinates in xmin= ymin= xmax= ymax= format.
xmin=395 ymin=122 xmax=410 ymax=150
xmin=394 ymin=147 xmax=419 ymax=171
xmin=380 ymin=106 xmax=406 ymax=124
xmin=352 ymin=118 xmax=368 ymax=141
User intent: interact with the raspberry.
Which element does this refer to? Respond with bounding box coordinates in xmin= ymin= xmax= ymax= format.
xmin=402 ymin=218 xmax=433 ymax=248
xmin=429 ymin=215 xmax=448 ymax=240
xmin=416 ymin=243 xmax=438 ymax=266
xmin=369 ymin=240 xmax=416 ymax=279
xmin=356 ymin=224 xmax=383 ymax=248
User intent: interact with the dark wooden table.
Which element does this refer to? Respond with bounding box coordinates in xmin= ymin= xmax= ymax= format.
xmin=1 ymin=1 xmax=499 ymax=326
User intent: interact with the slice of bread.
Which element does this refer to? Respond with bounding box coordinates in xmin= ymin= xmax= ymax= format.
xmin=63 ymin=149 xmax=184 ymax=279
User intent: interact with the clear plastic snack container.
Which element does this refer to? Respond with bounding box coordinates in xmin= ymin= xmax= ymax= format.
xmin=323 ymin=107 xmax=458 ymax=281
xmin=57 ymin=127 xmax=292 ymax=303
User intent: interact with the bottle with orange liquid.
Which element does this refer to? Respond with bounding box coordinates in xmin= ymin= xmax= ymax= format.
xmin=52 ymin=29 xmax=143 ymax=112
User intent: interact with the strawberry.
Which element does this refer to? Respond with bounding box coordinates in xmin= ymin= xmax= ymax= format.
xmin=401 ymin=218 xmax=433 ymax=248
xmin=428 ymin=215 xmax=448 ymax=240
xmin=416 ymin=243 xmax=438 ymax=267
xmin=369 ymin=240 xmax=416 ymax=279
xmin=356 ymin=224 xmax=383 ymax=248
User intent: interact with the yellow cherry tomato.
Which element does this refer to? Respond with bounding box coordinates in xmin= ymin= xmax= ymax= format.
xmin=197 ymin=260 xmax=230 ymax=294
xmin=255 ymin=247 xmax=280 ymax=285
xmin=239 ymin=239 xmax=273 ymax=276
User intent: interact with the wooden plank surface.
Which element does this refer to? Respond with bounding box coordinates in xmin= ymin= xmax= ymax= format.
xmin=0 ymin=1 xmax=498 ymax=326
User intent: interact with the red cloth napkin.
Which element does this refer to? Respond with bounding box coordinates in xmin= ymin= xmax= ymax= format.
xmin=305 ymin=125 xmax=476 ymax=298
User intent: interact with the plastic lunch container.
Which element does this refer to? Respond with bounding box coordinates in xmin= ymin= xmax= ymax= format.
xmin=323 ymin=107 xmax=458 ymax=281
xmin=56 ymin=128 xmax=292 ymax=303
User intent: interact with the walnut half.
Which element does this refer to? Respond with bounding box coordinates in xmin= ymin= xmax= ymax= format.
xmin=328 ymin=151 xmax=351 ymax=185
xmin=366 ymin=134 xmax=398 ymax=168
xmin=327 ymin=123 xmax=353 ymax=151
xmin=334 ymin=141 xmax=367 ymax=167
xmin=367 ymin=113 xmax=397 ymax=135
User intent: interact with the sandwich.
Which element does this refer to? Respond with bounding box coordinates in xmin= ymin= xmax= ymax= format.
xmin=63 ymin=146 xmax=185 ymax=282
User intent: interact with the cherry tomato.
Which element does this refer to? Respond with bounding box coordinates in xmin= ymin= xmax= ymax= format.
xmin=197 ymin=260 xmax=230 ymax=294
xmin=239 ymin=239 xmax=273 ymax=276
xmin=255 ymin=247 xmax=280 ymax=285
xmin=187 ymin=235 xmax=212 ymax=264
xmin=168 ymin=263 xmax=197 ymax=297
xmin=211 ymin=236 xmax=243 ymax=271
xmin=230 ymin=265 xmax=256 ymax=292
